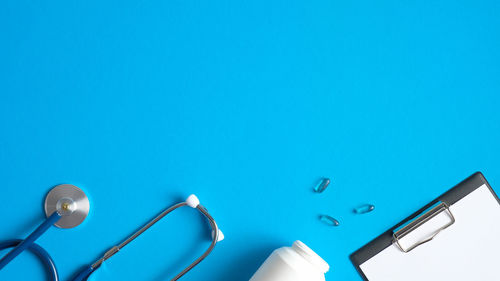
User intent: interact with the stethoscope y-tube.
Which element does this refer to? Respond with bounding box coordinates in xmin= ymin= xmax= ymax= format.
xmin=0 ymin=185 xmax=223 ymax=281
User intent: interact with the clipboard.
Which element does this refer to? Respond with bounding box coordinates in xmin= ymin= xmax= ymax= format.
xmin=350 ymin=172 xmax=500 ymax=281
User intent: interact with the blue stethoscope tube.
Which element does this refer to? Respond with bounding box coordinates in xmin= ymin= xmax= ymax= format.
xmin=0 ymin=211 xmax=94 ymax=281
xmin=0 ymin=212 xmax=62 ymax=281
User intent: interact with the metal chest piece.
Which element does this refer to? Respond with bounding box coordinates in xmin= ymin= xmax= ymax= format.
xmin=44 ymin=184 xmax=90 ymax=229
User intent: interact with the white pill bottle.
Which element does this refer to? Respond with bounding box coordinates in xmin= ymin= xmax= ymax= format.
xmin=249 ymin=240 xmax=329 ymax=281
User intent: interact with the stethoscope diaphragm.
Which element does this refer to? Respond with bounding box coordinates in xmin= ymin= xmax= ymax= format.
xmin=44 ymin=184 xmax=90 ymax=229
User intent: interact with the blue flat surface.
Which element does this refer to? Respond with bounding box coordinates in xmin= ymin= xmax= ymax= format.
xmin=1 ymin=1 xmax=500 ymax=280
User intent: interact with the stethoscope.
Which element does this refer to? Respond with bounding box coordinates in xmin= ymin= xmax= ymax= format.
xmin=0 ymin=184 xmax=224 ymax=281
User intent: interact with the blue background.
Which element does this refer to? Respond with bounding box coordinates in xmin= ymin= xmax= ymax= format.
xmin=1 ymin=0 xmax=500 ymax=280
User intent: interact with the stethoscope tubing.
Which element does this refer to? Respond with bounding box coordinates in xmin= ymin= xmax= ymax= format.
xmin=0 ymin=239 xmax=60 ymax=281
xmin=0 ymin=212 xmax=61 ymax=271
xmin=71 ymin=265 xmax=94 ymax=281
xmin=0 ymin=212 xmax=62 ymax=281
xmin=0 ymin=197 xmax=221 ymax=281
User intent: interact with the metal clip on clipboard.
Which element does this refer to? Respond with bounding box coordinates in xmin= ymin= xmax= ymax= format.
xmin=393 ymin=202 xmax=455 ymax=253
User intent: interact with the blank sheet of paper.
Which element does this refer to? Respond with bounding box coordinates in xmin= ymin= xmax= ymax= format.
xmin=359 ymin=184 xmax=500 ymax=281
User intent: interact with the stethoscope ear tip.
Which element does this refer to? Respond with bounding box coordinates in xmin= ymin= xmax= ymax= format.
xmin=186 ymin=194 xmax=224 ymax=242
xmin=212 ymin=229 xmax=225 ymax=242
xmin=185 ymin=194 xmax=200 ymax=208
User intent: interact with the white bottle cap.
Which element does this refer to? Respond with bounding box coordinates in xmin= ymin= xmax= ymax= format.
xmin=292 ymin=240 xmax=330 ymax=274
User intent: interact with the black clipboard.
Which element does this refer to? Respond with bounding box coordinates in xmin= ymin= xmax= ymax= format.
xmin=350 ymin=172 xmax=500 ymax=280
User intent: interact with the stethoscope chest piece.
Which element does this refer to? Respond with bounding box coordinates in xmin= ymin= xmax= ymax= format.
xmin=44 ymin=184 xmax=90 ymax=229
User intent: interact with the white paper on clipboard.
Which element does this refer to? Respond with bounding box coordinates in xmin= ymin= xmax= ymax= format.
xmin=359 ymin=184 xmax=500 ymax=281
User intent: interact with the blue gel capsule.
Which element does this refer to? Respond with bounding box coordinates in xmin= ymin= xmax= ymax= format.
xmin=314 ymin=178 xmax=330 ymax=193
xmin=353 ymin=204 xmax=375 ymax=214
xmin=319 ymin=215 xmax=340 ymax=226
